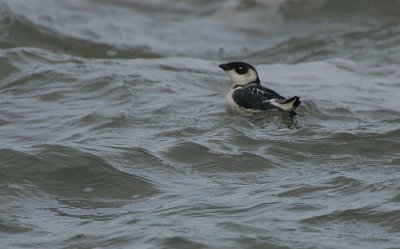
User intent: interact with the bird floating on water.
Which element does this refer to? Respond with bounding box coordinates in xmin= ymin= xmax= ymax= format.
xmin=219 ymin=61 xmax=301 ymax=114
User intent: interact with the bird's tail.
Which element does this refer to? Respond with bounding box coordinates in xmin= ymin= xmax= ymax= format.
xmin=275 ymin=96 xmax=301 ymax=111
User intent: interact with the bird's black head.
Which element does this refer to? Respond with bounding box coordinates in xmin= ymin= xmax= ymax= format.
xmin=219 ymin=61 xmax=260 ymax=86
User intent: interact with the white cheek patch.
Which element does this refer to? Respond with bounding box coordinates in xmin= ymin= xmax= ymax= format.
xmin=225 ymin=69 xmax=257 ymax=86
xmin=226 ymin=70 xmax=246 ymax=85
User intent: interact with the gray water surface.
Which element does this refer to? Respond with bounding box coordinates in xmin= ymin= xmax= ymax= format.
xmin=1 ymin=1 xmax=400 ymax=249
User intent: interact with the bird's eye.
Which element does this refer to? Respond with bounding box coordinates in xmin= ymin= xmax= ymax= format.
xmin=236 ymin=66 xmax=248 ymax=74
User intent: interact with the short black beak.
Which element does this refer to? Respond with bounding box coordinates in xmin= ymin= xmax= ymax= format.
xmin=219 ymin=63 xmax=230 ymax=71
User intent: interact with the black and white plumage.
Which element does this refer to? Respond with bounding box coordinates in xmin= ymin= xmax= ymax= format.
xmin=219 ymin=61 xmax=301 ymax=114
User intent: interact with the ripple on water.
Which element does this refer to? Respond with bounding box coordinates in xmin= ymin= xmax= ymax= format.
xmin=160 ymin=140 xmax=279 ymax=173
xmin=0 ymin=2 xmax=400 ymax=246
xmin=0 ymin=145 xmax=159 ymax=200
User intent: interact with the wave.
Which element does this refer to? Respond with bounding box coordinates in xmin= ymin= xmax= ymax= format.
xmin=242 ymin=22 xmax=400 ymax=65
xmin=215 ymin=0 xmax=400 ymax=21
xmin=2 ymin=0 xmax=400 ymax=63
xmin=301 ymin=205 xmax=400 ymax=230
xmin=0 ymin=145 xmax=159 ymax=200
xmin=0 ymin=2 xmax=160 ymax=59
xmin=1 ymin=1 xmax=400 ymax=248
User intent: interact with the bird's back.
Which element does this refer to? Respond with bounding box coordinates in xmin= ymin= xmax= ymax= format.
xmin=256 ymin=84 xmax=284 ymax=100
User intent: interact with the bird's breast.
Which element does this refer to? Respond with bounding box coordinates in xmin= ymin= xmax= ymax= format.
xmin=225 ymin=88 xmax=240 ymax=111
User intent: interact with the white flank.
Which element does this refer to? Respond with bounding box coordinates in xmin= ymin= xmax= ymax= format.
xmin=269 ymin=98 xmax=295 ymax=111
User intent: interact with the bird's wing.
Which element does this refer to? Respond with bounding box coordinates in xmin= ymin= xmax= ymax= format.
xmin=232 ymin=86 xmax=277 ymax=110
xmin=256 ymin=84 xmax=284 ymax=99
